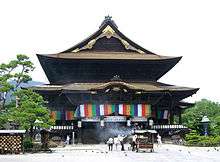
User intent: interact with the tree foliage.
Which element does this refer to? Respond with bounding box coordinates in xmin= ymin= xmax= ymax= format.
xmin=0 ymin=110 xmax=8 ymax=129
xmin=0 ymin=54 xmax=53 ymax=138
xmin=0 ymin=54 xmax=34 ymax=109
xmin=182 ymin=99 xmax=220 ymax=135
xmin=8 ymin=89 xmax=54 ymax=133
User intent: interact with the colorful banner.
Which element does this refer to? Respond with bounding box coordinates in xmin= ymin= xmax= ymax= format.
xmin=74 ymin=108 xmax=80 ymax=118
xmin=50 ymin=111 xmax=61 ymax=120
xmin=65 ymin=111 xmax=74 ymax=120
xmin=50 ymin=104 xmax=154 ymax=120
xmin=51 ymin=111 xmax=75 ymax=120
xmin=157 ymin=110 xmax=169 ymax=119
xmin=75 ymin=104 xmax=152 ymax=118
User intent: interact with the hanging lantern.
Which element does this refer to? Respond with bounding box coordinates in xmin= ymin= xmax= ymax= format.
xmin=127 ymin=119 xmax=131 ymax=127
xmin=77 ymin=121 xmax=82 ymax=128
xmin=100 ymin=120 xmax=104 ymax=127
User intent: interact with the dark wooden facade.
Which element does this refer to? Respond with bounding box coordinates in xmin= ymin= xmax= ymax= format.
xmin=33 ymin=16 xmax=199 ymax=143
xmin=37 ymin=54 xmax=181 ymax=84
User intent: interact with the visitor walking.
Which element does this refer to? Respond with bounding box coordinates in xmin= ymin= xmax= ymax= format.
xmin=118 ymin=135 xmax=125 ymax=151
xmin=114 ymin=136 xmax=120 ymax=151
xmin=66 ymin=135 xmax=70 ymax=145
xmin=107 ymin=137 xmax=114 ymax=151
xmin=157 ymin=134 xmax=162 ymax=146
xmin=132 ymin=134 xmax=137 ymax=151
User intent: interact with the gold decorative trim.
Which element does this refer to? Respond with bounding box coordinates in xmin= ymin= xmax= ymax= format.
xmin=72 ymin=48 xmax=80 ymax=53
xmin=86 ymin=39 xmax=96 ymax=49
xmin=120 ymin=39 xmax=130 ymax=49
xmin=102 ymin=25 xmax=115 ymax=38
xmin=137 ymin=49 xmax=145 ymax=54
xmin=71 ymin=25 xmax=145 ymax=54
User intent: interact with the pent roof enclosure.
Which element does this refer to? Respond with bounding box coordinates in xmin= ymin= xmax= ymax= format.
xmin=35 ymin=16 xmax=198 ymax=100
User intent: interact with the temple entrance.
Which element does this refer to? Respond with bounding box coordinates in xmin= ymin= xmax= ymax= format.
xmin=78 ymin=116 xmax=149 ymax=144
xmin=80 ymin=122 xmax=132 ymax=144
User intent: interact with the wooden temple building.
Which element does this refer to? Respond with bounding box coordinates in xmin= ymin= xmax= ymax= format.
xmin=33 ymin=16 xmax=199 ymax=143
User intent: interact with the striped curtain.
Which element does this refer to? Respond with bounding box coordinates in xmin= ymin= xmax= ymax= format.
xmin=157 ymin=110 xmax=169 ymax=119
xmin=51 ymin=111 xmax=74 ymax=120
xmin=50 ymin=104 xmax=154 ymax=120
xmin=117 ymin=104 xmax=151 ymax=117
xmin=65 ymin=111 xmax=74 ymax=120
xmin=76 ymin=104 xmax=152 ymax=118
xmin=79 ymin=104 xmax=116 ymax=117
xmin=50 ymin=111 xmax=61 ymax=120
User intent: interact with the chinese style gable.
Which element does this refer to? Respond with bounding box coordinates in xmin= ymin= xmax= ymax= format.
xmin=61 ymin=16 xmax=155 ymax=54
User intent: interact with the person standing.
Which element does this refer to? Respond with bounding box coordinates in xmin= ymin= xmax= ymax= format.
xmin=114 ymin=136 xmax=120 ymax=151
xmin=132 ymin=135 xmax=137 ymax=151
xmin=66 ymin=135 xmax=70 ymax=145
xmin=107 ymin=137 xmax=114 ymax=151
xmin=157 ymin=134 xmax=162 ymax=146
xmin=118 ymin=135 xmax=125 ymax=151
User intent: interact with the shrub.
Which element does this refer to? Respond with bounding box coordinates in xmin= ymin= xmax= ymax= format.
xmin=32 ymin=142 xmax=42 ymax=152
xmin=185 ymin=130 xmax=220 ymax=147
xmin=197 ymin=136 xmax=213 ymax=147
xmin=185 ymin=130 xmax=200 ymax=145
xmin=23 ymin=137 xmax=33 ymax=151
xmin=212 ymin=136 xmax=220 ymax=146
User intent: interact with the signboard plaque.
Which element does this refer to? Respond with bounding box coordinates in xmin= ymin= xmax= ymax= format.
xmin=104 ymin=116 xmax=126 ymax=122
xmin=131 ymin=117 xmax=148 ymax=122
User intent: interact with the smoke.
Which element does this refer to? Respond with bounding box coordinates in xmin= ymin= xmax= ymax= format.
xmin=80 ymin=121 xmax=137 ymax=143
xmin=94 ymin=122 xmax=133 ymax=142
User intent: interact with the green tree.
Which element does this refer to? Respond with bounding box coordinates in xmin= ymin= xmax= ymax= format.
xmin=0 ymin=110 xmax=8 ymax=129
xmin=0 ymin=54 xmax=34 ymax=109
xmin=182 ymin=99 xmax=220 ymax=135
xmin=9 ymin=89 xmax=54 ymax=137
xmin=211 ymin=116 xmax=220 ymax=135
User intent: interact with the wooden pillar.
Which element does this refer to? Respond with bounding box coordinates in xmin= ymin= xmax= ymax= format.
xmin=179 ymin=109 xmax=182 ymax=124
xmin=169 ymin=98 xmax=174 ymax=125
xmin=78 ymin=128 xmax=82 ymax=144
xmin=170 ymin=109 xmax=174 ymax=124
xmin=77 ymin=120 xmax=82 ymax=144
xmin=155 ymin=107 xmax=158 ymax=124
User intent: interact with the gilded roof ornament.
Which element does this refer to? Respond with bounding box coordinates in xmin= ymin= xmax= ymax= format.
xmin=71 ymin=25 xmax=145 ymax=54
xmin=102 ymin=25 xmax=115 ymax=38
xmin=72 ymin=48 xmax=80 ymax=53
xmin=120 ymin=39 xmax=130 ymax=49
xmin=86 ymin=39 xmax=96 ymax=49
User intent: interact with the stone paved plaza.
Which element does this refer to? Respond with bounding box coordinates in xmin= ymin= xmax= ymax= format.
xmin=0 ymin=144 xmax=220 ymax=162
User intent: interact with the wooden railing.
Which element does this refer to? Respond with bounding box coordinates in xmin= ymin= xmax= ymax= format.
xmin=153 ymin=124 xmax=188 ymax=130
xmin=50 ymin=126 xmax=74 ymax=130
xmin=37 ymin=125 xmax=188 ymax=131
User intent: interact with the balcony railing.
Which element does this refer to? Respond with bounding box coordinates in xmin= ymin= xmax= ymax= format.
xmin=36 ymin=125 xmax=187 ymax=131
xmin=153 ymin=124 xmax=188 ymax=130
xmin=50 ymin=126 xmax=74 ymax=130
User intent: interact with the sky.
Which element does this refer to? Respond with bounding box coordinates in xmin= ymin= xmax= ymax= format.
xmin=0 ymin=0 xmax=220 ymax=103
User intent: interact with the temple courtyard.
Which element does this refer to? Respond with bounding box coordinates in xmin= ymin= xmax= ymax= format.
xmin=0 ymin=144 xmax=219 ymax=162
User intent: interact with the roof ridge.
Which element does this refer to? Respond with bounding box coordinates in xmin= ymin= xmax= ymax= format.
xmin=60 ymin=17 xmax=156 ymax=54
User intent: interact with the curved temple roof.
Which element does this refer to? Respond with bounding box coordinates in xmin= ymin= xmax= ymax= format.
xmin=38 ymin=16 xmax=181 ymax=59
xmin=60 ymin=16 xmax=155 ymax=54
xmin=37 ymin=17 xmax=183 ymax=83
xmin=42 ymin=52 xmax=180 ymax=60
xmin=37 ymin=54 xmax=182 ymax=84
xmin=31 ymin=81 xmax=199 ymax=95
xmin=31 ymin=80 xmax=199 ymax=106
